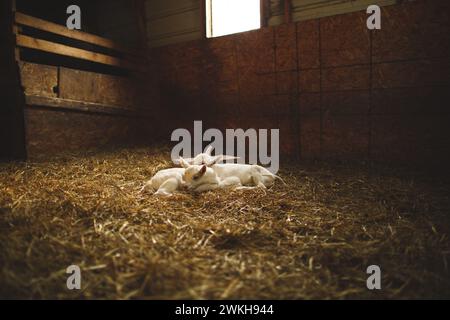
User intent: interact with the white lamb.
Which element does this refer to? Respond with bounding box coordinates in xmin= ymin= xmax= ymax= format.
xmin=142 ymin=146 xmax=239 ymax=196
xmin=141 ymin=168 xmax=185 ymax=196
xmin=179 ymin=158 xmax=284 ymax=193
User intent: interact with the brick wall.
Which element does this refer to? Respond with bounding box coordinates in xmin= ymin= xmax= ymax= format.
xmin=153 ymin=0 xmax=450 ymax=167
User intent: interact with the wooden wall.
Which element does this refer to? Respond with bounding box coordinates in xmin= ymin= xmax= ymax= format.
xmin=0 ymin=0 xmax=26 ymax=160
xmin=153 ymin=0 xmax=450 ymax=167
xmin=146 ymin=0 xmax=203 ymax=48
xmin=268 ymin=0 xmax=396 ymax=26
xmin=145 ymin=0 xmax=397 ymax=48
xmin=19 ymin=62 xmax=161 ymax=158
xmin=16 ymin=0 xmax=143 ymax=49
xmin=2 ymin=0 xmax=161 ymax=160
xmin=95 ymin=0 xmax=143 ymax=49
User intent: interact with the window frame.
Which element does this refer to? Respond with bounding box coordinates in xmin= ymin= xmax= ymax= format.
xmin=204 ymin=0 xmax=264 ymax=39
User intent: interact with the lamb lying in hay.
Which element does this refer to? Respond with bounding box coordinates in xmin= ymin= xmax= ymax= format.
xmin=142 ymin=147 xmax=284 ymax=196
xmin=180 ymin=158 xmax=285 ymax=193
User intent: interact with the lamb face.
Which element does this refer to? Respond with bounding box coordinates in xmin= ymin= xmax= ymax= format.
xmin=183 ymin=164 xmax=206 ymax=185
xmin=182 ymin=164 xmax=219 ymax=189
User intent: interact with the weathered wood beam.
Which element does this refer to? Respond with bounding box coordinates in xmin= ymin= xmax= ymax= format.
xmin=132 ymin=0 xmax=148 ymax=51
xmin=25 ymin=95 xmax=154 ymax=118
xmin=260 ymin=0 xmax=269 ymax=28
xmin=16 ymin=34 xmax=137 ymax=70
xmin=201 ymin=0 xmax=207 ymax=38
xmin=284 ymin=0 xmax=292 ymax=24
xmin=15 ymin=12 xmax=142 ymax=59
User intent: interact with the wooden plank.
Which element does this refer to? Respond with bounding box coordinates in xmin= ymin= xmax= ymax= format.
xmin=290 ymin=0 xmax=396 ymax=23
xmin=59 ymin=67 xmax=139 ymax=108
xmin=0 ymin=0 xmax=27 ymax=160
xmin=16 ymin=34 xmax=136 ymax=70
xmin=284 ymin=0 xmax=292 ymax=24
xmin=201 ymin=0 xmax=207 ymax=39
xmin=132 ymin=0 xmax=149 ymax=50
xmin=25 ymin=95 xmax=153 ymax=117
xmin=19 ymin=62 xmax=58 ymax=98
xmin=261 ymin=0 xmax=269 ymax=28
xmin=15 ymin=12 xmax=143 ymax=58
xmin=24 ymin=108 xmax=153 ymax=159
xmin=13 ymin=24 xmax=21 ymax=61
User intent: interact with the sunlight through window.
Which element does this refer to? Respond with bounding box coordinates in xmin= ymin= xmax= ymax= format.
xmin=206 ymin=0 xmax=261 ymax=38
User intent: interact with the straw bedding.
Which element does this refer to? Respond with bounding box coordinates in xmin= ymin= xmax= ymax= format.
xmin=1 ymin=146 xmax=449 ymax=299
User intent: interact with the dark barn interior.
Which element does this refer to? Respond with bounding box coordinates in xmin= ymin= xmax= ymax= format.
xmin=1 ymin=0 xmax=450 ymax=299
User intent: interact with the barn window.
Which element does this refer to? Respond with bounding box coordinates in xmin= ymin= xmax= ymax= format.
xmin=206 ymin=0 xmax=261 ymax=38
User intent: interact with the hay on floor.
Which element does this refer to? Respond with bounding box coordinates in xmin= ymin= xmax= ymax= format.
xmin=0 ymin=146 xmax=449 ymax=299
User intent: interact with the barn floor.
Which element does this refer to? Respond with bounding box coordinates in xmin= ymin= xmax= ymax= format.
xmin=1 ymin=147 xmax=449 ymax=299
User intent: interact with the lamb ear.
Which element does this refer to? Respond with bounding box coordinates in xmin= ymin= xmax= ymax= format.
xmin=209 ymin=155 xmax=239 ymax=165
xmin=204 ymin=145 xmax=213 ymax=156
xmin=221 ymin=155 xmax=240 ymax=162
xmin=208 ymin=155 xmax=223 ymax=166
xmin=199 ymin=165 xmax=207 ymax=175
xmin=178 ymin=157 xmax=190 ymax=168
xmin=174 ymin=157 xmax=194 ymax=165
